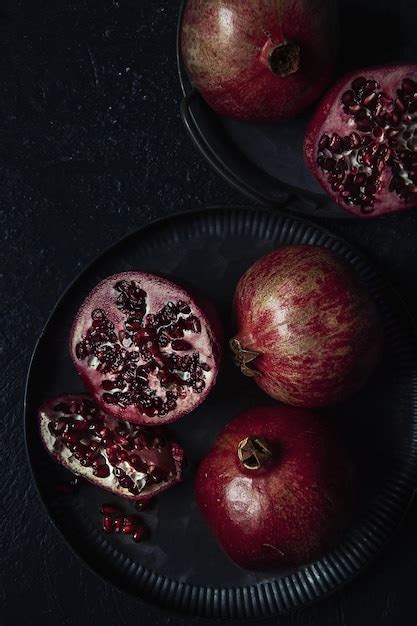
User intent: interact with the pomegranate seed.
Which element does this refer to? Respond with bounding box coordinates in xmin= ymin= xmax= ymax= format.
xmin=132 ymin=527 xmax=146 ymax=543
xmin=363 ymin=80 xmax=378 ymax=94
xmin=354 ymin=173 xmax=366 ymax=186
xmin=372 ymin=126 xmax=384 ymax=140
xmin=63 ymin=431 xmax=81 ymax=444
xmin=114 ymin=434 xmax=129 ymax=447
xmin=93 ymin=464 xmax=110 ymax=478
xmin=118 ymin=450 xmax=129 ymax=462
xmin=48 ymin=419 xmax=67 ymax=435
xmin=92 ymin=454 xmax=106 ymax=469
xmin=363 ymin=92 xmax=377 ymax=107
xmin=348 ymin=103 xmax=361 ymax=114
xmin=342 ymin=90 xmax=355 ymax=105
xmin=100 ymin=503 xmax=122 ymax=515
xmin=114 ymin=516 xmax=124 ymax=533
xmin=122 ymin=524 xmax=136 ymax=535
xmin=352 ymin=76 xmax=367 ymax=92
xmin=350 ymin=132 xmax=362 ymax=148
xmin=356 ymin=119 xmax=372 ymax=132
xmin=102 ymin=515 xmax=114 ymax=534
xmin=71 ymin=419 xmax=89 ymax=432
xmin=402 ymin=78 xmax=416 ymax=94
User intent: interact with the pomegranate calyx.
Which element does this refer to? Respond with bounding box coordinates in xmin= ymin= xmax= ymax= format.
xmin=238 ymin=436 xmax=273 ymax=470
xmin=262 ymin=40 xmax=300 ymax=77
xmin=229 ymin=338 xmax=259 ymax=377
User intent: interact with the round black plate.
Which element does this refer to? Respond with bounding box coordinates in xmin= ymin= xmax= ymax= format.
xmin=26 ymin=207 xmax=417 ymax=619
xmin=177 ymin=0 xmax=417 ymax=218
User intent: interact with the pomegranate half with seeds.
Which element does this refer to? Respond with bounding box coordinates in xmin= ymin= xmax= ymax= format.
xmin=39 ymin=394 xmax=185 ymax=500
xmin=196 ymin=406 xmax=354 ymax=570
xmin=305 ymin=64 xmax=417 ymax=217
xmin=70 ymin=273 xmax=222 ymax=425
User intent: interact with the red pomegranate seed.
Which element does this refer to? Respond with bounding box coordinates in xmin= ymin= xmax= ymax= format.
xmin=93 ymin=464 xmax=110 ymax=478
xmin=63 ymin=431 xmax=81 ymax=444
xmin=171 ymin=339 xmax=193 ymax=351
xmin=114 ymin=434 xmax=129 ymax=447
xmin=402 ymin=78 xmax=416 ymax=94
xmin=114 ymin=516 xmax=124 ymax=533
xmin=352 ymin=76 xmax=367 ymax=92
xmin=342 ymin=90 xmax=355 ymax=105
xmin=102 ymin=515 xmax=114 ymax=534
xmin=132 ymin=527 xmax=146 ymax=543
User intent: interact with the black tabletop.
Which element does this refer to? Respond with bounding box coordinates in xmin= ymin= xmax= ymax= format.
xmin=2 ymin=1 xmax=417 ymax=625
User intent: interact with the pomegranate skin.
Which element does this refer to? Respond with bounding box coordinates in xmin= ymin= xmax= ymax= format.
xmin=231 ymin=246 xmax=383 ymax=407
xmin=181 ymin=0 xmax=339 ymax=122
xmin=196 ymin=406 xmax=354 ymax=570
xmin=304 ymin=64 xmax=417 ymax=217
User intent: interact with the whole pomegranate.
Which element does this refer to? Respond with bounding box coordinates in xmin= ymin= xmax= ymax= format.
xmin=196 ymin=406 xmax=354 ymax=570
xmin=305 ymin=64 xmax=417 ymax=217
xmin=230 ymin=245 xmax=383 ymax=407
xmin=181 ymin=0 xmax=339 ymax=122
xmin=39 ymin=394 xmax=185 ymax=500
xmin=70 ymin=272 xmax=222 ymax=425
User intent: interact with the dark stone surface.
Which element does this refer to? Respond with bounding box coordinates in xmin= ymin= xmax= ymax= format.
xmin=1 ymin=1 xmax=417 ymax=625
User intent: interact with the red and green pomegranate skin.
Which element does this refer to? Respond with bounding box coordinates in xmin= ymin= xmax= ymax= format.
xmin=181 ymin=0 xmax=339 ymax=122
xmin=196 ymin=406 xmax=354 ymax=570
xmin=231 ymin=245 xmax=383 ymax=407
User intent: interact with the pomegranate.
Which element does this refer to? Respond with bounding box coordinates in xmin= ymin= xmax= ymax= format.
xmin=230 ymin=245 xmax=383 ymax=407
xmin=196 ymin=406 xmax=354 ymax=570
xmin=305 ymin=64 xmax=417 ymax=217
xmin=181 ymin=0 xmax=339 ymax=122
xmin=38 ymin=394 xmax=185 ymax=500
xmin=70 ymin=272 xmax=222 ymax=425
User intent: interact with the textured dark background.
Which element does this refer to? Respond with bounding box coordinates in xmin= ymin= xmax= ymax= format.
xmin=2 ymin=1 xmax=417 ymax=625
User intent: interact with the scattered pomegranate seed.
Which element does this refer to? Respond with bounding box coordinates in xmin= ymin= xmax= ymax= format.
xmin=102 ymin=515 xmax=114 ymax=534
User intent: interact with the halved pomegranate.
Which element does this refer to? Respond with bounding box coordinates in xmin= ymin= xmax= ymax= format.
xmin=70 ymin=273 xmax=222 ymax=425
xmin=38 ymin=394 xmax=185 ymax=500
xmin=305 ymin=64 xmax=417 ymax=217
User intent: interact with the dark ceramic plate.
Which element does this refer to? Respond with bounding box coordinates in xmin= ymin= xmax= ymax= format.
xmin=25 ymin=207 xmax=417 ymax=619
xmin=177 ymin=0 xmax=417 ymax=218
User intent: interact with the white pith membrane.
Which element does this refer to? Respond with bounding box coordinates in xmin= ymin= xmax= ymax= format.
xmin=39 ymin=395 xmax=182 ymax=498
xmin=316 ymin=73 xmax=417 ymax=214
xmin=70 ymin=274 xmax=217 ymax=421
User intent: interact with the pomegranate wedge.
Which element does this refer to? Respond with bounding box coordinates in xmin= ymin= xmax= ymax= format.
xmin=39 ymin=394 xmax=185 ymax=500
